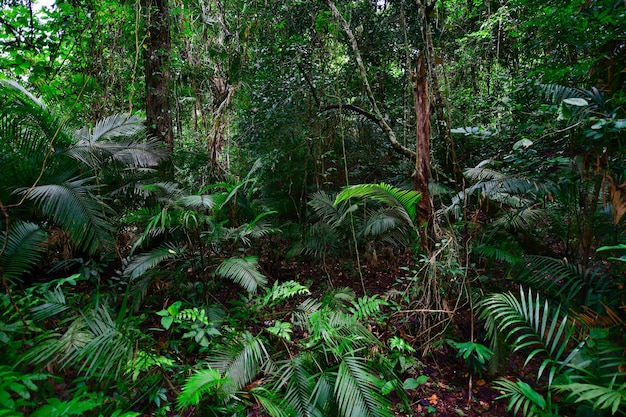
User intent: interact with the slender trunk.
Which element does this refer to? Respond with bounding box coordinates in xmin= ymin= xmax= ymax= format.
xmin=412 ymin=52 xmax=434 ymax=250
xmin=327 ymin=0 xmax=415 ymax=161
xmin=417 ymin=0 xmax=462 ymax=186
xmin=144 ymin=0 xmax=173 ymax=153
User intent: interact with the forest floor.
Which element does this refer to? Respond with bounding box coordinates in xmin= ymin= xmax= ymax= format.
xmin=259 ymin=248 xmax=519 ymax=417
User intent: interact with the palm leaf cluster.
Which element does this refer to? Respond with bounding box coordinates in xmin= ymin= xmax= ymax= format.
xmin=119 ymin=169 xmax=277 ymax=304
xmin=480 ymin=286 xmax=626 ymax=416
xmin=0 ymin=80 xmax=167 ymax=283
xmin=292 ymin=184 xmax=421 ymax=259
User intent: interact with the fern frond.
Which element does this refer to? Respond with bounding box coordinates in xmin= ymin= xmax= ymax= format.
xmin=494 ymin=378 xmax=547 ymax=417
xmin=473 ymin=244 xmax=522 ymax=264
xmin=20 ymin=178 xmax=114 ymax=255
xmin=177 ymin=367 xmax=231 ymax=408
xmin=278 ymin=355 xmax=317 ymax=417
xmin=335 ymin=355 xmax=393 ymax=417
xmin=349 ymin=295 xmax=388 ymax=321
xmin=31 ymin=287 xmax=69 ymax=321
xmin=215 ymin=256 xmax=267 ymax=293
xmin=555 ymin=381 xmax=626 ymax=415
xmin=335 ymin=183 xmax=421 ymax=226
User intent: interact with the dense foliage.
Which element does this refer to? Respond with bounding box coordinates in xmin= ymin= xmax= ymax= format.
xmin=1 ymin=0 xmax=625 ymax=416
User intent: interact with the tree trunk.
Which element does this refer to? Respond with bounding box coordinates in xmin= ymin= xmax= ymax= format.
xmin=412 ymin=52 xmax=434 ymax=250
xmin=417 ymin=0 xmax=462 ymax=186
xmin=143 ymin=0 xmax=173 ymax=153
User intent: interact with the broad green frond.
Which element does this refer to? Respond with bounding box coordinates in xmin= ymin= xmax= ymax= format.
xmin=177 ymin=367 xmax=231 ymax=408
xmin=210 ymin=332 xmax=273 ymax=390
xmin=349 ymin=295 xmax=388 ymax=321
xmin=215 ymin=256 xmax=267 ymax=293
xmin=494 ymin=378 xmax=547 ymax=417
xmin=57 ymin=305 xmax=139 ymax=380
xmin=360 ymin=208 xmax=405 ymax=237
xmin=491 ymin=208 xmax=547 ymax=230
xmin=335 ymin=183 xmax=421 ymax=226
xmin=479 ymin=287 xmax=576 ymax=386
xmin=20 ymin=178 xmax=114 ymax=255
xmin=124 ymin=243 xmax=187 ymax=279
xmin=30 ymin=287 xmax=69 ymax=322
xmin=335 ymin=356 xmax=393 ymax=417
xmin=555 ymin=381 xmax=626 ymax=415
xmin=280 ymin=355 xmax=317 ymax=417
xmin=0 ymin=221 xmax=46 ymax=283
xmin=75 ymin=113 xmax=144 ymax=143
xmin=177 ymin=194 xmax=218 ymax=210
xmin=473 ymin=245 xmax=522 ymax=264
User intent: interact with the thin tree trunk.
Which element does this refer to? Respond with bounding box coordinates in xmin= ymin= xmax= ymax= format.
xmin=326 ymin=0 xmax=415 ymax=161
xmin=412 ymin=52 xmax=434 ymax=250
xmin=417 ymin=0 xmax=462 ymax=186
xmin=144 ymin=0 xmax=173 ymax=153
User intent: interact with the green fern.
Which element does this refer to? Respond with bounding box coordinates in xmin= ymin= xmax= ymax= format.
xmin=493 ymin=378 xmax=550 ymax=417
xmin=215 ymin=256 xmax=267 ymax=293
xmin=349 ymin=295 xmax=388 ymax=321
xmin=124 ymin=243 xmax=187 ymax=279
xmin=209 ymin=332 xmax=274 ymax=391
xmin=335 ymin=355 xmax=394 ymax=417
xmin=0 ymin=221 xmax=46 ymax=283
xmin=177 ymin=367 xmax=231 ymax=408
xmin=555 ymin=381 xmax=626 ymax=415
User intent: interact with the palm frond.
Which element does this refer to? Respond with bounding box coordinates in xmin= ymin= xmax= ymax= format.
xmin=493 ymin=378 xmax=548 ymax=417
xmin=19 ymin=178 xmax=114 ymax=255
xmin=0 ymin=221 xmax=46 ymax=283
xmin=215 ymin=256 xmax=267 ymax=293
xmin=555 ymin=381 xmax=626 ymax=415
xmin=309 ymin=191 xmax=354 ymax=229
xmin=479 ymin=286 xmax=577 ymax=386
xmin=517 ymin=256 xmax=616 ymax=307
xmin=279 ymin=354 xmax=317 ymax=417
xmin=335 ymin=355 xmax=393 ymax=417
xmin=491 ymin=208 xmax=547 ymax=230
xmin=75 ymin=113 xmax=145 ymax=143
xmin=177 ymin=194 xmax=218 ymax=210
xmin=335 ymin=183 xmax=421 ymax=226
xmin=209 ymin=332 xmax=274 ymax=390
xmin=249 ymin=386 xmax=293 ymax=417
xmin=66 ymin=305 xmax=138 ymax=379
xmin=473 ymin=244 xmax=522 ymax=264
xmin=360 ymin=208 xmax=405 ymax=238
xmin=124 ymin=243 xmax=187 ymax=279
xmin=177 ymin=367 xmax=231 ymax=408
xmin=30 ymin=287 xmax=69 ymax=322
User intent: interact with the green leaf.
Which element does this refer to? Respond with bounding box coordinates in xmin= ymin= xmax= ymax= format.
xmin=161 ymin=316 xmax=174 ymax=330
xmin=516 ymin=380 xmax=546 ymax=409
xmin=403 ymin=375 xmax=428 ymax=390
xmin=562 ymin=98 xmax=588 ymax=106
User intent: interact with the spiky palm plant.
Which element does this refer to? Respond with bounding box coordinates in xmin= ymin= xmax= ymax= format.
xmin=0 ymin=80 xmax=167 ymax=282
xmin=480 ymin=286 xmax=626 ymax=416
xmin=292 ymin=183 xmax=421 ymax=260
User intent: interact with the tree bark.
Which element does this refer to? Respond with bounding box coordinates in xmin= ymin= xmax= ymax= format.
xmin=143 ymin=0 xmax=173 ymax=153
xmin=417 ymin=0 xmax=461 ymax=186
xmin=412 ymin=52 xmax=434 ymax=249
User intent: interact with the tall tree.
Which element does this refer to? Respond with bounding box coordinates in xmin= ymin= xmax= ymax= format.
xmin=143 ymin=0 xmax=173 ymax=153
